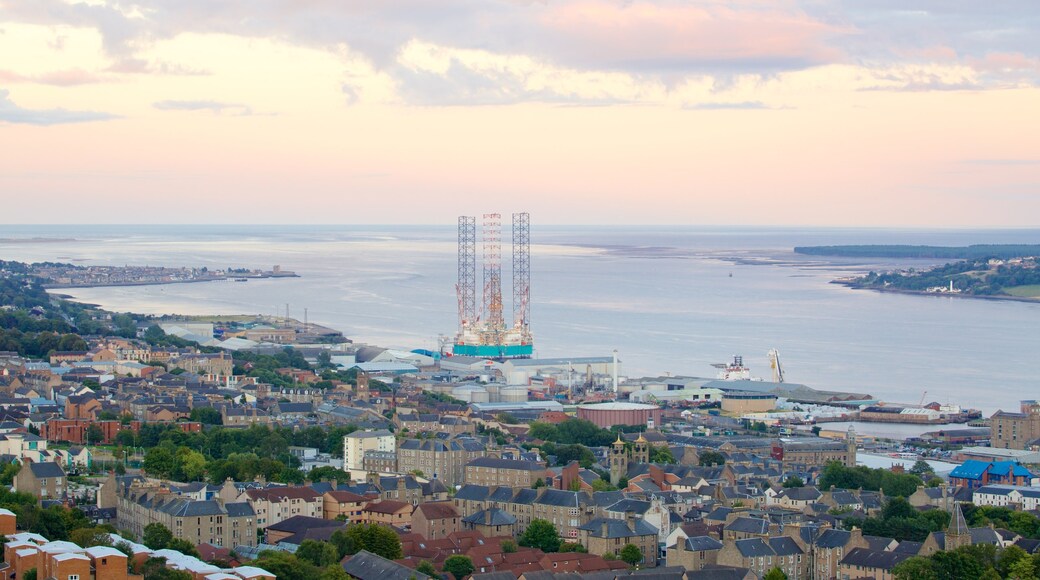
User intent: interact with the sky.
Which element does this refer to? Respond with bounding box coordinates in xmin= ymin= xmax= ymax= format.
xmin=1 ymin=0 xmax=1038 ymax=226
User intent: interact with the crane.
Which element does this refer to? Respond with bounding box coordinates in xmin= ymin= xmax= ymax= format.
xmin=768 ymin=349 xmax=785 ymax=383
xmin=919 ymin=390 xmax=928 ymax=407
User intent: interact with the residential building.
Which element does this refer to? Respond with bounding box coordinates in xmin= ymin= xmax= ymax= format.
xmin=115 ymin=481 xmax=257 ymax=548
xmin=666 ymin=535 xmax=724 ymax=571
xmin=14 ymin=461 xmax=66 ymax=499
xmin=397 ymin=437 xmax=487 ymax=487
xmin=361 ymin=500 xmax=413 ymax=527
xmin=344 ymin=430 xmax=396 ymax=471
xmin=323 ymin=490 xmax=370 ymax=523
xmin=974 ymin=485 xmax=1040 ymax=511
xmin=240 ymin=486 xmax=324 ymax=528
xmin=578 ymin=516 xmax=659 ymax=567
xmin=991 ymin=401 xmax=1040 ymax=450
xmin=411 ymin=502 xmax=461 ymax=540
xmin=464 ymin=456 xmax=546 ymax=487
xmin=839 ymin=548 xmax=913 ymax=580
xmin=716 ymin=536 xmax=806 ymax=579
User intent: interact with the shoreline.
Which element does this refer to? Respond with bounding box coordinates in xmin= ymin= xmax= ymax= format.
xmin=834 ymin=282 xmax=1040 ymax=304
xmin=42 ymin=272 xmax=299 ymax=290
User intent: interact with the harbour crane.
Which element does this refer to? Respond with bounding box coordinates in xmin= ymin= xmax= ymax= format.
xmin=768 ymin=349 xmax=785 ymax=383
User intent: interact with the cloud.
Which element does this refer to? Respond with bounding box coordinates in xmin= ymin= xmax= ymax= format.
xmin=153 ymin=100 xmax=252 ymax=115
xmin=683 ymin=101 xmax=772 ymax=110
xmin=0 ymin=68 xmax=108 ymax=86
xmin=0 ymin=88 xmax=117 ymax=125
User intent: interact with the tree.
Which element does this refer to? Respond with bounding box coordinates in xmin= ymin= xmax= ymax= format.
xmin=250 ymin=551 xmax=316 ymax=580
xmin=909 ymin=460 xmax=934 ymax=477
xmin=519 ymin=519 xmax=561 ymax=553
xmin=140 ymin=557 xmax=193 ymax=580
xmin=893 ymin=556 xmax=939 ymax=580
xmin=416 ymin=561 xmax=439 ymax=577
xmin=532 ymin=478 xmax=545 ymax=488
xmin=763 ymin=568 xmax=788 ymax=580
xmin=296 ymin=539 xmax=339 ymax=568
xmin=166 ymin=538 xmax=200 ymax=558
xmin=782 ymin=476 xmax=804 ymax=488
xmin=318 ymin=565 xmax=351 ymax=580
xmin=699 ymin=451 xmax=726 ymax=466
xmin=443 ymin=554 xmax=475 ymax=580
xmin=143 ymin=523 xmax=174 ymax=550
xmin=22 ymin=570 xmax=36 ymax=580
xmin=558 ymin=542 xmax=587 ymax=553
xmin=115 ymin=429 xmax=136 ymax=447
xmin=316 ymin=351 xmax=333 ymax=368
xmin=650 ymin=445 xmax=676 ymax=464
xmin=69 ymin=527 xmax=113 ymax=548
xmin=190 ymin=407 xmax=222 ymax=425
xmin=330 ymin=524 xmax=403 ymax=560
xmin=619 ymin=543 xmax=642 ymax=567
xmin=143 ymin=447 xmax=177 ymax=479
xmin=85 ymin=424 xmax=104 ymax=445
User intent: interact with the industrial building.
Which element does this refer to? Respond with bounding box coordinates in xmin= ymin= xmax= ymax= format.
xmin=721 ymin=391 xmax=778 ymax=414
xmin=576 ymin=401 xmax=661 ymax=428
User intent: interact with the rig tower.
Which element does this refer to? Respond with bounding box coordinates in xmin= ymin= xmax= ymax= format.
xmin=452 ymin=212 xmax=534 ymax=359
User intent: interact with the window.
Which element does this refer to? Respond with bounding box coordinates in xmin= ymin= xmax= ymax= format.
xmin=69 ymin=575 xmax=80 ymax=580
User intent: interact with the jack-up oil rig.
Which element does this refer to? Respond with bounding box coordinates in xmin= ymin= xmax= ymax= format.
xmin=451 ymin=213 xmax=533 ymax=359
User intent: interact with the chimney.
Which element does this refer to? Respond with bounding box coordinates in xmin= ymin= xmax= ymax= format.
xmin=330 ymin=479 xmax=338 ymax=490
xmin=626 ymin=510 xmax=637 ymax=531
xmin=486 ymin=509 xmax=493 ymax=526
xmin=601 ymin=520 xmax=610 ymax=538
xmin=850 ymin=526 xmax=863 ymax=545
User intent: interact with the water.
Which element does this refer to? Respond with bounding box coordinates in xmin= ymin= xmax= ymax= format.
xmin=2 ymin=224 xmax=1038 ymax=414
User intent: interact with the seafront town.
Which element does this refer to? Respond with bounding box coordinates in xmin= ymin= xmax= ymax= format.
xmin=0 ymin=301 xmax=1039 ymax=580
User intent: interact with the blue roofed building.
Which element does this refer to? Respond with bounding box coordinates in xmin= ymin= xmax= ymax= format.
xmin=949 ymin=459 xmax=1035 ymax=489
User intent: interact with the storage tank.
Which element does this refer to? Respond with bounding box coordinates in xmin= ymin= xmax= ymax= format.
xmin=452 ymin=385 xmax=489 ymax=403
xmin=499 ymin=386 xmax=529 ymax=403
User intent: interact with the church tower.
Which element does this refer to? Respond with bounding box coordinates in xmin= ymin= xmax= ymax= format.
xmin=945 ymin=496 xmax=970 ymax=550
xmin=610 ymin=435 xmax=629 ymax=487
xmin=846 ymin=426 xmax=857 ymax=467
xmin=633 ymin=433 xmax=650 ymax=464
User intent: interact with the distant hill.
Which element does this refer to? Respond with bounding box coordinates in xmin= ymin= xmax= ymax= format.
xmin=794 ymin=244 xmax=1040 ymax=260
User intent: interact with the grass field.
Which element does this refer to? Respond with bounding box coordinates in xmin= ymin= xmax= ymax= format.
xmin=1003 ymin=285 xmax=1040 ymax=298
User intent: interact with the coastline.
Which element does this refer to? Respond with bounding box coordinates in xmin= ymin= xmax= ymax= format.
xmin=834 ymin=281 xmax=1040 ymax=304
xmin=42 ymin=272 xmax=299 ymax=290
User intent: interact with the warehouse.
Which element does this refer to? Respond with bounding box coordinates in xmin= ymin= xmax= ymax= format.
xmin=577 ymin=401 xmax=661 ymax=428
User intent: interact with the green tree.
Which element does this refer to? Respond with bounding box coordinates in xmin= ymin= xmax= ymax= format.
xmin=140 ymin=557 xmax=193 ymax=580
xmin=443 ymin=555 xmax=475 ymax=580
xmin=69 ymin=527 xmax=113 ymax=548
xmin=0 ymin=463 xmax=20 ymax=486
xmin=318 ymin=565 xmax=351 ymax=580
xmin=782 ymin=476 xmax=804 ymax=488
xmin=893 ymin=556 xmax=939 ymax=580
xmin=330 ymin=524 xmax=403 ymax=560
xmin=250 ymin=551 xmax=316 ymax=580
xmin=164 ymin=538 xmax=200 ymax=558
xmin=115 ymin=429 xmax=137 ymax=447
xmin=22 ymin=569 xmax=36 ymax=580
xmin=316 ymin=351 xmax=333 ymax=368
xmin=178 ymin=448 xmax=207 ymax=481
xmin=909 ymin=460 xmax=934 ymax=477
xmin=416 ymin=561 xmax=439 ymax=577
xmin=619 ymin=543 xmax=642 ymax=567
xmin=699 ymin=451 xmax=726 ymax=466
xmin=519 ymin=519 xmax=561 ymax=553
xmin=931 ymin=550 xmax=984 ymax=579
xmin=85 ymin=424 xmax=104 ymax=445
xmin=558 ymin=542 xmax=587 ymax=553
xmin=296 ymin=539 xmax=340 ymax=567
xmin=143 ymin=523 xmax=174 ymax=550
xmin=763 ymin=568 xmax=788 ymax=580
xmin=502 ymin=540 xmax=518 ymax=553
xmin=1010 ymin=557 xmax=1038 ymax=580
xmin=189 ymin=407 xmax=222 ymax=425
xmin=143 ymin=447 xmax=177 ymax=479
xmin=649 ymin=445 xmax=676 ymax=464
xmin=999 ymin=545 xmax=1031 ymax=577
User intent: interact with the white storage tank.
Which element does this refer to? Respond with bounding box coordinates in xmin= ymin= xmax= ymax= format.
xmin=499 ymin=386 xmax=529 ymax=403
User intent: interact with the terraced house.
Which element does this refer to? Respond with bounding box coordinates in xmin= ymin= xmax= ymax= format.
xmin=464 ymin=456 xmax=547 ymax=487
xmin=115 ymin=481 xmax=257 ymax=548
xmin=397 ymin=437 xmax=487 ymax=487
xmin=239 ymin=486 xmax=323 ymax=528
xmin=453 ymin=485 xmax=597 ymax=539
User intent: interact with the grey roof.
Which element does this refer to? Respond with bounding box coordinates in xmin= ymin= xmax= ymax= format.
xmin=814 ymin=529 xmax=851 ymax=549
xmin=462 ymin=508 xmax=517 ymax=526
xmin=734 ymin=538 xmax=774 ymax=558
xmin=28 ymin=462 xmax=66 ymax=478
xmin=840 ymin=547 xmax=913 ymax=570
xmin=225 ymin=502 xmax=255 ymax=517
xmin=725 ymin=517 xmax=769 ymax=535
xmin=686 ymin=566 xmax=753 ymax=580
xmin=454 ymin=485 xmax=491 ymax=502
xmin=535 ymin=489 xmax=586 ymax=508
xmin=341 ymin=550 xmax=429 ymax=580
xmin=682 ymin=536 xmax=724 ymax=551
xmin=605 ymin=498 xmax=651 ymax=515
xmin=863 ymin=535 xmax=896 ymax=552
xmin=893 ymin=540 xmax=923 ymax=554
xmin=579 ymin=517 xmax=658 ymax=539
xmin=768 ymin=536 xmax=803 ymax=556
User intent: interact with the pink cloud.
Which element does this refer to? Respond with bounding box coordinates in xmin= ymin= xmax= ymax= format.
xmin=538 ymin=1 xmax=847 ymax=69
